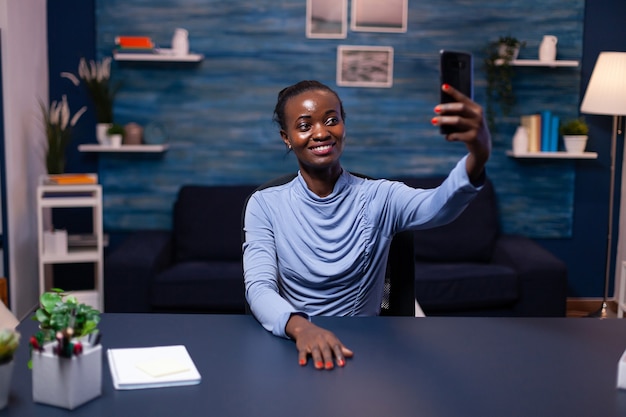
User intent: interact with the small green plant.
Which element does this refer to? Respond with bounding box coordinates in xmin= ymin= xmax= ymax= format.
xmin=32 ymin=289 xmax=100 ymax=342
xmin=106 ymin=123 xmax=125 ymax=136
xmin=560 ymin=118 xmax=589 ymax=136
xmin=0 ymin=329 xmax=20 ymax=365
xmin=29 ymin=289 xmax=100 ymax=368
xmin=497 ymin=36 xmax=526 ymax=51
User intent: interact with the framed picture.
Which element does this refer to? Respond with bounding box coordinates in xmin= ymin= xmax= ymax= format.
xmin=336 ymin=45 xmax=394 ymax=88
xmin=351 ymin=0 xmax=408 ymax=33
xmin=306 ymin=0 xmax=347 ymax=39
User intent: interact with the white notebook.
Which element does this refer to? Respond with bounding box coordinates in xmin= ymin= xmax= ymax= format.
xmin=107 ymin=345 xmax=202 ymax=390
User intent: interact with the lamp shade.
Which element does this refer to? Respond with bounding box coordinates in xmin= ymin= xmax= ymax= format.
xmin=580 ymin=52 xmax=626 ymax=116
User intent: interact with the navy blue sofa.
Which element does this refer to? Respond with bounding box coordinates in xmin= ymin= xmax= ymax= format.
xmin=397 ymin=177 xmax=567 ymax=316
xmin=104 ymin=177 xmax=567 ymax=316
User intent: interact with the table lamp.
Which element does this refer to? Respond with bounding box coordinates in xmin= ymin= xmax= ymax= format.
xmin=580 ymin=51 xmax=626 ymax=318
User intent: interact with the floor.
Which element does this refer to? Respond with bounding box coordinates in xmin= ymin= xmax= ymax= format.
xmin=566 ymin=299 xmax=619 ymax=318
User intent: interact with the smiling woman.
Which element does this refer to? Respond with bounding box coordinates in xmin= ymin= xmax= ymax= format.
xmin=242 ymin=79 xmax=491 ymax=371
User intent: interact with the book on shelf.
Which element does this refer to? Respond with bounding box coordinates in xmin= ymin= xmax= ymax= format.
xmin=43 ymin=174 xmax=98 ymax=185
xmin=115 ymin=36 xmax=154 ymax=49
xmin=520 ymin=112 xmax=560 ymax=153
xmin=107 ymin=345 xmax=201 ymax=390
xmin=521 ymin=114 xmax=541 ymax=152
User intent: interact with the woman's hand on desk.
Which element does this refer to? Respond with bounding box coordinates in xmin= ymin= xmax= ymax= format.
xmin=286 ymin=314 xmax=354 ymax=370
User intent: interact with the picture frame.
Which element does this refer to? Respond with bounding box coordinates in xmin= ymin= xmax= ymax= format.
xmin=350 ymin=0 xmax=408 ymax=33
xmin=336 ymin=45 xmax=394 ymax=88
xmin=306 ymin=0 xmax=347 ymax=39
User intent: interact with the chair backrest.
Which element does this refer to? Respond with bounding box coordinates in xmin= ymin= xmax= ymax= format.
xmin=241 ymin=173 xmax=415 ymax=317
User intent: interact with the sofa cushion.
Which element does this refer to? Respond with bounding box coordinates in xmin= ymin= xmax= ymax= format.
xmin=414 ymin=261 xmax=518 ymax=311
xmin=151 ymin=261 xmax=246 ymax=311
xmin=398 ymin=177 xmax=499 ymax=263
xmin=173 ymin=185 xmax=258 ymax=262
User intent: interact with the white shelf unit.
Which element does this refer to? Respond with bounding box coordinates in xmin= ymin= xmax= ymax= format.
xmin=506 ymin=150 xmax=598 ymax=159
xmin=78 ymin=144 xmax=169 ymax=153
xmin=36 ymin=180 xmax=104 ymax=312
xmin=113 ymin=50 xmax=203 ymax=62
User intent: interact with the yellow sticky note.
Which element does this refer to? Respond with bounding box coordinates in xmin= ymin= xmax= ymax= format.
xmin=135 ymin=358 xmax=190 ymax=378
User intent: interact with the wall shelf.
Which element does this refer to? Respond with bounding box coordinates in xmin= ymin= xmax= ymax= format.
xmin=495 ymin=59 xmax=579 ymax=67
xmin=113 ymin=50 xmax=203 ymax=62
xmin=506 ymin=150 xmax=597 ymax=159
xmin=78 ymin=144 xmax=169 ymax=153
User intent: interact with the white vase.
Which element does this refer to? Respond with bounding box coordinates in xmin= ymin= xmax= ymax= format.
xmin=539 ymin=35 xmax=558 ymax=62
xmin=0 ymin=360 xmax=15 ymax=410
xmin=172 ymin=28 xmax=189 ymax=56
xmin=512 ymin=125 xmax=529 ymax=154
xmin=96 ymin=123 xmax=112 ymax=146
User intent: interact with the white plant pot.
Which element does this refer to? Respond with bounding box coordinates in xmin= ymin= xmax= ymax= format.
xmin=96 ymin=123 xmax=112 ymax=146
xmin=32 ymin=341 xmax=102 ymax=410
xmin=563 ymin=135 xmax=588 ymax=153
xmin=109 ymin=134 xmax=123 ymax=148
xmin=0 ymin=360 xmax=15 ymax=410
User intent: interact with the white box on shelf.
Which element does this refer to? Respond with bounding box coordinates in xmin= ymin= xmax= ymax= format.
xmin=43 ymin=230 xmax=68 ymax=255
xmin=32 ymin=341 xmax=102 ymax=409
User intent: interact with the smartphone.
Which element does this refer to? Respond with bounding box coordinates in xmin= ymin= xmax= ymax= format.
xmin=439 ymin=50 xmax=474 ymax=134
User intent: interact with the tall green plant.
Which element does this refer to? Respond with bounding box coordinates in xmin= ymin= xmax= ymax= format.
xmin=61 ymin=57 xmax=121 ymax=124
xmin=40 ymin=96 xmax=86 ymax=174
xmin=483 ymin=36 xmax=526 ymax=132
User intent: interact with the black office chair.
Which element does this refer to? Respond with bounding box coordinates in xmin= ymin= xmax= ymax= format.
xmin=241 ymin=173 xmax=415 ymax=317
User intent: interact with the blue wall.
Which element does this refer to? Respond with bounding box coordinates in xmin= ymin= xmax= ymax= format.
xmin=92 ymin=0 xmax=583 ymax=236
xmin=48 ymin=1 xmax=626 ymax=298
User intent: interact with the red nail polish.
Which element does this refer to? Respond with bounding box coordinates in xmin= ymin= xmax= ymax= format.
xmin=315 ymin=361 xmax=323 ymax=368
xmin=442 ymin=83 xmax=450 ymax=91
xmin=325 ymin=361 xmax=333 ymax=369
xmin=434 ymin=105 xmax=441 ymax=113
xmin=338 ymin=358 xmax=345 ymax=367
xmin=299 ymin=358 xmax=306 ymax=366
xmin=431 ymin=117 xmax=438 ymax=125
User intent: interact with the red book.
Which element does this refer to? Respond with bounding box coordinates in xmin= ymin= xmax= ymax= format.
xmin=115 ymin=36 xmax=154 ymax=49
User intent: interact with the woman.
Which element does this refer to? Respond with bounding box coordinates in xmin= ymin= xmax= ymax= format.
xmin=243 ymin=80 xmax=491 ymax=370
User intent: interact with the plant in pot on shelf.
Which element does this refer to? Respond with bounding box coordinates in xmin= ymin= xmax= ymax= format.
xmin=106 ymin=123 xmax=125 ymax=147
xmin=29 ymin=289 xmax=102 ymax=410
xmin=40 ymin=95 xmax=87 ymax=175
xmin=484 ymin=36 xmax=526 ymax=132
xmin=61 ymin=57 xmax=122 ymax=145
xmin=560 ymin=118 xmax=589 ymax=153
xmin=0 ymin=329 xmax=20 ymax=409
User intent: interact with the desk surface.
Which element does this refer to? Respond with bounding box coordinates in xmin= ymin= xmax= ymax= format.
xmin=6 ymin=314 xmax=626 ymax=416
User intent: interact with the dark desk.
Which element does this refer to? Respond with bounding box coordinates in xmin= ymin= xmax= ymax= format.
xmin=5 ymin=314 xmax=626 ymax=416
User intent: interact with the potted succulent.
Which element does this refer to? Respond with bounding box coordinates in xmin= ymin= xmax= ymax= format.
xmin=0 ymin=329 xmax=20 ymax=409
xmin=484 ymin=36 xmax=527 ymax=131
xmin=30 ymin=289 xmax=102 ymax=410
xmin=560 ymin=118 xmax=589 ymax=153
xmin=106 ymin=123 xmax=125 ymax=147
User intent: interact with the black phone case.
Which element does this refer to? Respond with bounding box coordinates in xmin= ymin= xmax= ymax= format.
xmin=439 ymin=50 xmax=473 ymax=134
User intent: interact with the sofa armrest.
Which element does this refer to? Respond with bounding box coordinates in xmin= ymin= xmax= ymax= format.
xmin=491 ymin=235 xmax=567 ymax=316
xmin=104 ymin=230 xmax=173 ymax=313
